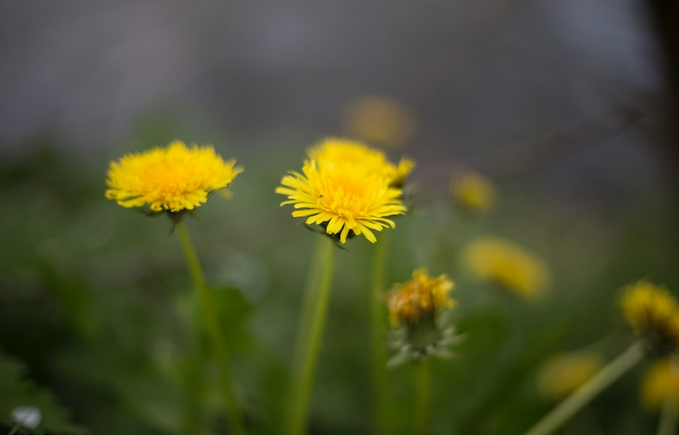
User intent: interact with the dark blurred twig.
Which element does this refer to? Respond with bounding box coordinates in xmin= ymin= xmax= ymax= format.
xmin=415 ymin=105 xmax=643 ymax=192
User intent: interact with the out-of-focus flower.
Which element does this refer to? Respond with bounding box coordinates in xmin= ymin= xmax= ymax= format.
xmin=308 ymin=138 xmax=415 ymax=188
xmin=620 ymin=280 xmax=679 ymax=355
xmin=276 ymin=159 xmax=406 ymax=244
xmin=450 ymin=171 xmax=496 ymax=213
xmin=641 ymin=357 xmax=679 ymax=412
xmin=463 ymin=237 xmax=550 ymax=301
xmin=386 ymin=269 xmax=462 ymax=366
xmin=537 ymin=352 xmax=606 ymax=401
xmin=389 ymin=157 xmax=416 ymax=189
xmin=388 ymin=268 xmax=455 ymax=329
xmin=106 ymin=141 xmax=242 ymax=213
xmin=343 ymin=96 xmax=418 ymax=148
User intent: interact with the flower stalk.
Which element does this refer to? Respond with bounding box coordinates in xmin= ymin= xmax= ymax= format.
xmin=522 ymin=340 xmax=645 ymax=435
xmin=288 ymin=236 xmax=337 ymax=435
xmin=414 ymin=361 xmax=430 ymax=435
xmin=371 ymin=232 xmax=392 ymax=435
xmin=176 ymin=221 xmax=247 ymax=435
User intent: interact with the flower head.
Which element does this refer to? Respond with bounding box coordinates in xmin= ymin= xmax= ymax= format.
xmin=463 ymin=237 xmax=549 ymax=300
xmin=276 ymin=159 xmax=406 ymax=243
xmin=388 ymin=268 xmax=455 ymax=329
xmin=386 ymin=269 xmax=462 ymax=366
xmin=106 ymin=141 xmax=242 ymax=213
xmin=451 ymin=171 xmax=496 ymax=213
xmin=308 ymin=138 xmax=414 ymax=187
xmin=537 ymin=351 xmax=605 ymax=401
xmin=641 ymin=357 xmax=679 ymax=412
xmin=620 ymin=280 xmax=679 ymax=354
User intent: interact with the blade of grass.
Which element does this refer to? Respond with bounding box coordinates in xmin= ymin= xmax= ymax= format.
xmin=522 ymin=340 xmax=645 ymax=435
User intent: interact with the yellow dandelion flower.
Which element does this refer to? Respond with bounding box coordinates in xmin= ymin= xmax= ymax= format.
xmin=451 ymin=171 xmax=496 ymax=212
xmin=106 ymin=141 xmax=242 ymax=213
xmin=537 ymin=351 xmax=606 ymax=401
xmin=276 ymin=159 xmax=406 ymax=243
xmin=463 ymin=237 xmax=550 ymax=300
xmin=641 ymin=357 xmax=679 ymax=412
xmin=388 ymin=268 xmax=455 ymax=329
xmin=620 ymin=280 xmax=679 ymax=353
xmin=308 ymin=138 xmax=415 ymax=187
xmin=342 ymin=96 xmax=418 ymax=148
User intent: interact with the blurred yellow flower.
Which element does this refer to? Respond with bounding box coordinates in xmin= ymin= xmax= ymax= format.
xmin=620 ymin=279 xmax=679 ymax=353
xmin=308 ymin=138 xmax=414 ymax=187
xmin=451 ymin=171 xmax=496 ymax=213
xmin=641 ymin=357 xmax=679 ymax=412
xmin=106 ymin=141 xmax=242 ymax=213
xmin=389 ymin=157 xmax=416 ymax=189
xmin=343 ymin=96 xmax=418 ymax=147
xmin=537 ymin=351 xmax=605 ymax=401
xmin=388 ymin=268 xmax=455 ymax=329
xmin=463 ymin=237 xmax=550 ymax=300
xmin=276 ymin=159 xmax=406 ymax=244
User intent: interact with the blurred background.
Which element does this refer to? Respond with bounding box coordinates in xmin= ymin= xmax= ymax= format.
xmin=1 ymin=0 xmax=678 ymax=434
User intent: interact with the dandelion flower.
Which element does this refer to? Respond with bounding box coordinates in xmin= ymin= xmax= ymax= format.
xmin=537 ymin=352 xmax=606 ymax=401
xmin=106 ymin=141 xmax=242 ymax=213
xmin=276 ymin=159 xmax=406 ymax=243
xmin=451 ymin=171 xmax=496 ymax=213
xmin=308 ymin=138 xmax=415 ymax=187
xmin=641 ymin=357 xmax=679 ymax=412
xmin=620 ymin=279 xmax=679 ymax=354
xmin=463 ymin=237 xmax=549 ymax=300
xmin=342 ymin=96 xmax=418 ymax=147
xmin=388 ymin=268 xmax=455 ymax=329
xmin=386 ymin=268 xmax=461 ymax=366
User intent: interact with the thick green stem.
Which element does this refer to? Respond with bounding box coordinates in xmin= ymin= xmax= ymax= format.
xmin=414 ymin=361 xmax=430 ymax=435
xmin=371 ymin=232 xmax=392 ymax=435
xmin=658 ymin=354 xmax=679 ymax=435
xmin=523 ymin=340 xmax=646 ymax=435
xmin=287 ymin=236 xmax=336 ymax=435
xmin=176 ymin=222 xmax=247 ymax=435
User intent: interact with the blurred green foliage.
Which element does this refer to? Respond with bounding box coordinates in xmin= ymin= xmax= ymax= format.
xmin=0 ymin=129 xmax=678 ymax=434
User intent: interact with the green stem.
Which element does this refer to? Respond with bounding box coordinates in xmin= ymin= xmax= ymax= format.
xmin=523 ymin=340 xmax=646 ymax=435
xmin=288 ymin=236 xmax=337 ymax=435
xmin=414 ymin=361 xmax=430 ymax=435
xmin=371 ymin=232 xmax=392 ymax=435
xmin=176 ymin=221 xmax=247 ymax=435
xmin=658 ymin=354 xmax=679 ymax=435
xmin=290 ymin=236 xmax=327 ymax=385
